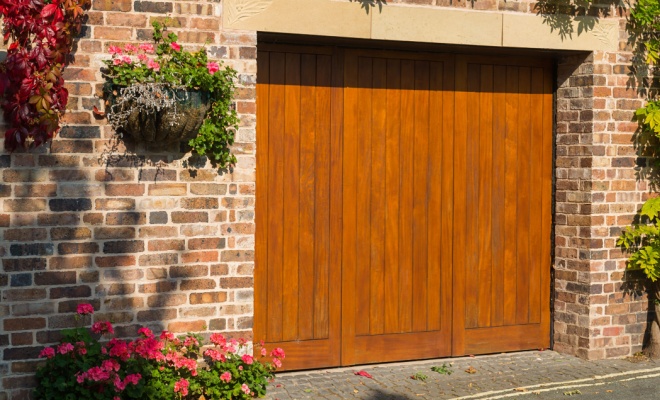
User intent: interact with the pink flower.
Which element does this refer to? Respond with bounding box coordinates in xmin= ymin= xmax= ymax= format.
xmin=220 ymin=371 xmax=232 ymax=383
xmin=147 ymin=59 xmax=160 ymax=71
xmin=174 ymin=378 xmax=189 ymax=396
xmin=170 ymin=42 xmax=181 ymax=52
xmin=261 ymin=347 xmax=267 ymax=357
xmin=137 ymin=53 xmax=148 ymax=62
xmin=210 ymin=333 xmax=226 ymax=346
xmin=207 ymin=62 xmax=220 ymax=75
xmin=273 ymin=358 xmax=282 ymax=368
xmin=102 ymin=359 xmax=120 ymax=372
xmin=108 ymin=45 xmax=122 ymax=55
xmin=124 ymin=373 xmax=141 ymax=385
xmin=124 ymin=44 xmax=138 ymax=54
xmin=160 ymin=331 xmax=175 ymax=341
xmin=183 ymin=336 xmax=199 ymax=347
xmin=76 ymin=303 xmax=94 ymax=315
xmin=241 ymin=384 xmax=251 ymax=395
xmin=91 ymin=321 xmax=114 ymax=335
xmin=58 ymin=343 xmax=74 ymax=355
xmin=271 ymin=347 xmax=285 ymax=359
xmin=121 ymin=56 xmax=132 ymax=64
xmin=204 ymin=348 xmax=226 ymax=362
xmin=139 ymin=43 xmax=155 ymax=54
xmin=138 ymin=327 xmax=153 ymax=338
xmin=242 ymin=354 xmax=254 ymax=365
xmin=39 ymin=347 xmax=55 ymax=359
xmin=76 ymin=341 xmax=87 ymax=355
xmin=113 ymin=58 xmax=122 ymax=66
xmin=107 ymin=338 xmax=131 ymax=361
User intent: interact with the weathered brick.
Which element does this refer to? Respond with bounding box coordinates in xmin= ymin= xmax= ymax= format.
xmin=51 ymin=227 xmax=92 ymax=240
xmin=190 ymin=292 xmax=226 ymax=304
xmin=167 ymin=320 xmax=205 ymax=333
xmin=58 ymin=242 xmax=99 ymax=255
xmin=147 ymin=294 xmax=187 ymax=307
xmin=172 ymin=212 xmax=208 ymax=223
xmin=188 ymin=237 xmax=225 ymax=250
xmin=34 ymin=272 xmax=77 ymax=286
xmin=134 ymin=1 xmax=173 ymax=13
xmin=49 ymin=199 xmax=92 ymax=212
xmin=103 ymin=240 xmax=145 ymax=254
xmin=148 ymin=183 xmax=187 ymax=196
xmin=50 ymin=286 xmax=92 ymax=299
xmin=4 ymin=318 xmax=46 ymax=331
xmin=92 ymin=0 xmax=131 ymax=11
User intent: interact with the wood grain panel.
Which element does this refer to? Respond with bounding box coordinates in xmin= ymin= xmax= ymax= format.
xmin=516 ymin=66 xmax=531 ymax=325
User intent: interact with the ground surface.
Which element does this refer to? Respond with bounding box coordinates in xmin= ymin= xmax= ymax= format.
xmin=267 ymin=350 xmax=660 ymax=399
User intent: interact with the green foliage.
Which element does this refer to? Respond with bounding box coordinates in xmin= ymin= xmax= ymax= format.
xmin=411 ymin=372 xmax=428 ymax=381
xmin=103 ymin=21 xmax=238 ymax=168
xmin=618 ymin=197 xmax=660 ymax=282
xmin=431 ymin=364 xmax=453 ymax=375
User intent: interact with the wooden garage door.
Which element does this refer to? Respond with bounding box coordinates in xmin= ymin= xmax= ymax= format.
xmin=255 ymin=45 xmax=553 ymax=370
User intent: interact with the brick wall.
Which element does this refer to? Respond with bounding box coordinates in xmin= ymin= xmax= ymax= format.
xmin=0 ymin=1 xmax=257 ymax=398
xmin=553 ymin=21 xmax=650 ymax=359
xmin=0 ymin=0 xmax=651 ymax=398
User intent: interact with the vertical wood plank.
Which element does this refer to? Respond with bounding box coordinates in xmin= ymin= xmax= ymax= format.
xmin=341 ymin=51 xmax=358 ymax=365
xmin=516 ymin=66 xmax=531 ymax=325
xmin=329 ymin=48 xmax=343 ymax=364
xmin=315 ymin=55 xmax=333 ymax=339
xmin=356 ymin=56 xmax=373 ymax=336
xmin=477 ymin=64 xmax=493 ymax=328
xmin=528 ymin=67 xmax=544 ymax=325
xmin=427 ymin=61 xmax=443 ymax=332
xmin=370 ymin=58 xmax=387 ymax=335
xmin=452 ymin=56 xmax=468 ymax=355
xmin=412 ymin=61 xmax=430 ymax=333
xmin=465 ymin=63 xmax=480 ymax=329
xmin=266 ymin=52 xmax=286 ymax=343
xmin=282 ymin=53 xmax=301 ymax=341
xmin=384 ymin=59 xmax=401 ymax=334
xmin=503 ymin=65 xmax=519 ymax=326
xmin=491 ymin=65 xmax=507 ymax=328
xmin=255 ymin=51 xmax=270 ymax=342
xmin=298 ymin=54 xmax=316 ymax=341
xmin=441 ymin=58 xmax=455 ymax=335
xmin=399 ymin=59 xmax=415 ymax=334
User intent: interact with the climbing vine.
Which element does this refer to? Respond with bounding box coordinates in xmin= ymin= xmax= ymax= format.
xmin=0 ymin=0 xmax=91 ymax=151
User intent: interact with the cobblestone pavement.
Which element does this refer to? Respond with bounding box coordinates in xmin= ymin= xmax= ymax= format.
xmin=267 ymin=351 xmax=660 ymax=399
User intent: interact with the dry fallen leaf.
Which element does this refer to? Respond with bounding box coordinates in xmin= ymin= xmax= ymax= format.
xmin=514 ymin=388 xmax=527 ymax=392
xmin=354 ymin=370 xmax=373 ymax=379
xmin=606 ymin=390 xmax=613 ymax=393
xmin=465 ymin=366 xmax=477 ymax=374
xmin=533 ymin=391 xmax=541 ymax=395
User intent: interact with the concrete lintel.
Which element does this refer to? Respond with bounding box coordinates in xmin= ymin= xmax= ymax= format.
xmin=224 ymin=0 xmax=620 ymax=52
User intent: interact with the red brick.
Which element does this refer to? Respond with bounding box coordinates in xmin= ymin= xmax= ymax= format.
xmin=105 ymin=184 xmax=145 ymax=196
xmin=148 ymin=184 xmax=187 ymax=196
xmin=167 ymin=320 xmax=205 ymax=333
xmin=190 ymin=291 xmax=226 ymax=304
xmin=92 ymin=0 xmax=131 ymax=11
xmin=181 ymin=251 xmax=218 ymax=263
xmin=50 ymin=256 xmax=92 ymax=270
xmin=172 ymin=212 xmax=208 ymax=223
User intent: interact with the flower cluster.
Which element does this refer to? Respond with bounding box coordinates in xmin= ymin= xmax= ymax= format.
xmin=0 ymin=0 xmax=91 ymax=151
xmin=35 ymin=304 xmax=284 ymax=400
xmin=102 ymin=21 xmax=239 ymax=168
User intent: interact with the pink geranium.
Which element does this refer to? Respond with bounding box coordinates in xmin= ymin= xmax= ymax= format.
xmin=170 ymin=42 xmax=181 ymax=52
xmin=39 ymin=347 xmax=55 ymax=359
xmin=147 ymin=59 xmax=160 ymax=71
xmin=91 ymin=321 xmax=114 ymax=335
xmin=241 ymin=354 xmax=254 ymax=365
xmin=108 ymin=45 xmax=122 ymax=55
xmin=139 ymin=43 xmax=155 ymax=53
xmin=57 ymin=343 xmax=74 ymax=355
xmin=210 ymin=333 xmax=226 ymax=346
xmin=174 ymin=378 xmax=189 ymax=396
xmin=241 ymin=384 xmax=251 ymax=395
xmin=124 ymin=44 xmax=137 ymax=54
xmin=121 ymin=55 xmax=132 ymax=64
xmin=220 ymin=371 xmax=232 ymax=383
xmin=270 ymin=347 xmax=285 ymax=359
xmin=76 ymin=303 xmax=94 ymax=315
xmin=207 ymin=62 xmax=219 ymax=74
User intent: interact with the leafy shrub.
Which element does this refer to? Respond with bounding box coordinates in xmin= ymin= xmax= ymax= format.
xmin=35 ymin=304 xmax=284 ymax=399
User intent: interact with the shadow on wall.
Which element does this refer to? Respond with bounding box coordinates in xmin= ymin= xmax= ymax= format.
xmin=350 ymin=0 xmax=386 ymax=14
xmin=0 ymin=128 xmax=253 ymax=396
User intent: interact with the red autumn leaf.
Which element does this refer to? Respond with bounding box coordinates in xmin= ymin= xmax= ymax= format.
xmin=92 ymin=105 xmax=106 ymax=118
xmin=354 ymin=370 xmax=373 ymax=379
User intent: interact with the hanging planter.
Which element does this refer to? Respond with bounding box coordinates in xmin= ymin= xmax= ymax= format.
xmin=109 ymin=84 xmax=211 ymax=146
xmin=103 ymin=22 xmax=238 ymax=167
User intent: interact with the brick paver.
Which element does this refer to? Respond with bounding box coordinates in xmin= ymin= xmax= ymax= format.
xmin=267 ymin=351 xmax=658 ymax=399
